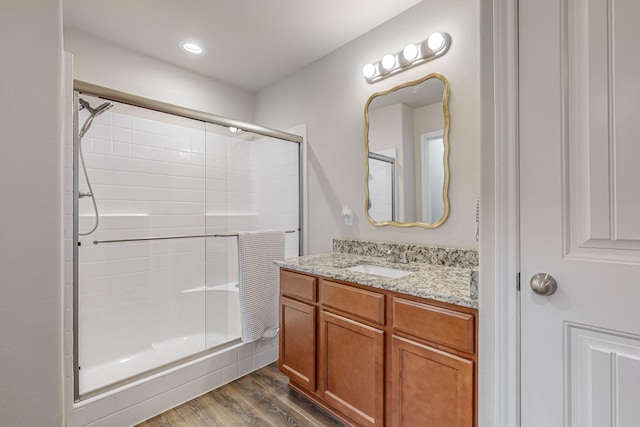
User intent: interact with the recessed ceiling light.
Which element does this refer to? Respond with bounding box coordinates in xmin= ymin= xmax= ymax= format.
xmin=180 ymin=41 xmax=204 ymax=54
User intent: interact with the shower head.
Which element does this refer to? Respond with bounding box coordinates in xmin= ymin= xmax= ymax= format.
xmin=93 ymin=101 xmax=114 ymax=117
xmin=79 ymin=98 xmax=113 ymax=117
xmin=79 ymin=99 xmax=114 ymax=138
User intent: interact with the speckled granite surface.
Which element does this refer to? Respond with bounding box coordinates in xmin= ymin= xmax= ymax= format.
xmin=276 ymin=252 xmax=478 ymax=309
xmin=333 ymin=239 xmax=478 ymax=269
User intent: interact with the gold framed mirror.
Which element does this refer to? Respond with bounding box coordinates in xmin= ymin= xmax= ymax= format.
xmin=364 ymin=72 xmax=450 ymax=228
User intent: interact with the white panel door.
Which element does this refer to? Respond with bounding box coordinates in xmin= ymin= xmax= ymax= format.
xmin=519 ymin=0 xmax=640 ymax=425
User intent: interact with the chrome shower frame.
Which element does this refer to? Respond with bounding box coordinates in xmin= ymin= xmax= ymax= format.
xmin=72 ymin=90 xmax=80 ymax=402
xmin=72 ymin=81 xmax=305 ymax=402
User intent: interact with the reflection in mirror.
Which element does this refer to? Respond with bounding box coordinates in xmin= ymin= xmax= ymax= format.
xmin=368 ymin=152 xmax=396 ymax=220
xmin=365 ymin=73 xmax=450 ymax=228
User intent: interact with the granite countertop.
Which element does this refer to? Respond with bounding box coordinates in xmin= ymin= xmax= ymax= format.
xmin=276 ymin=252 xmax=478 ymax=309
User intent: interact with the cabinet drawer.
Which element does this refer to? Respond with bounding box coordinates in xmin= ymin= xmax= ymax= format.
xmin=321 ymin=280 xmax=385 ymax=325
xmin=393 ymin=298 xmax=474 ymax=353
xmin=281 ymin=269 xmax=317 ymax=302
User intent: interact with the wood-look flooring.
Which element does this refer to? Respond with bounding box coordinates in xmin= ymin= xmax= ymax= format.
xmin=136 ymin=363 xmax=345 ymax=427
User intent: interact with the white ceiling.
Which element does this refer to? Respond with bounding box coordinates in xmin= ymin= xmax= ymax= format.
xmin=370 ymin=77 xmax=445 ymax=110
xmin=63 ymin=0 xmax=422 ymax=92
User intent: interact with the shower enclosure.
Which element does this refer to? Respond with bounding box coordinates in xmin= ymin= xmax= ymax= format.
xmin=73 ymin=86 xmax=301 ymax=399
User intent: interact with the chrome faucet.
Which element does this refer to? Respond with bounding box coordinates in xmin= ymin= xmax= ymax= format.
xmin=386 ymin=249 xmax=412 ymax=264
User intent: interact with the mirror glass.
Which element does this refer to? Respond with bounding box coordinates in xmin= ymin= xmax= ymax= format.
xmin=365 ymin=73 xmax=450 ymax=228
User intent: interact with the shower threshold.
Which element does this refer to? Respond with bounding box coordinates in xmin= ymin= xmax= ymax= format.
xmin=78 ymin=333 xmax=241 ymax=399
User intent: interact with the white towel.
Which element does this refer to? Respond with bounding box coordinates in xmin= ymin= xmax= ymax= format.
xmin=237 ymin=230 xmax=285 ymax=343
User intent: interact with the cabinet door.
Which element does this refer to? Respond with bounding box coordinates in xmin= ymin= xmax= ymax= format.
xmin=319 ymin=310 xmax=384 ymax=427
xmin=279 ymin=296 xmax=317 ymax=392
xmin=391 ymin=335 xmax=474 ymax=427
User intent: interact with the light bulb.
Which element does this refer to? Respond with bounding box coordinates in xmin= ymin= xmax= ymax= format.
xmin=427 ymin=33 xmax=445 ymax=52
xmin=362 ymin=63 xmax=376 ymax=79
xmin=180 ymin=41 xmax=204 ymax=54
xmin=381 ymin=54 xmax=396 ymax=70
xmin=402 ymin=43 xmax=419 ymax=61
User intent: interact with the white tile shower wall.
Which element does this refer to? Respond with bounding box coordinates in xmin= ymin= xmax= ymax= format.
xmin=209 ymin=135 xmax=300 ymax=292
xmin=204 ymin=132 xmax=266 ymax=349
xmin=204 ymin=131 xmax=300 ymax=287
xmin=204 ymin=131 xmax=239 ymax=289
xmin=251 ymin=136 xmax=300 ymax=259
xmin=204 ymin=131 xmax=241 ymax=350
xmin=78 ymin=215 xmax=151 ymax=366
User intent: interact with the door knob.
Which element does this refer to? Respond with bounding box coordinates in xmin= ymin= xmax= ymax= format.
xmin=530 ymin=273 xmax=558 ymax=296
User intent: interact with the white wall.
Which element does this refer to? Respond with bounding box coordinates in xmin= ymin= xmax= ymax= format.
xmin=64 ymin=30 xmax=256 ymax=123
xmin=369 ymin=103 xmax=417 ymax=222
xmin=414 ymin=102 xmax=445 ymax=134
xmin=368 ymin=152 xmax=395 ymax=221
xmin=255 ymin=0 xmax=481 ymax=252
xmin=0 ymin=1 xmax=65 ymax=426
xmin=414 ymin=102 xmax=445 ymax=220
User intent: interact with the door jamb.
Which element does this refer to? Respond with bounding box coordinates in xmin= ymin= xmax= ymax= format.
xmin=479 ymin=0 xmax=520 ymax=426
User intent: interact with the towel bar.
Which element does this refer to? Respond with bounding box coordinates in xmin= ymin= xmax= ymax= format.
xmin=91 ymin=229 xmax=297 ymax=245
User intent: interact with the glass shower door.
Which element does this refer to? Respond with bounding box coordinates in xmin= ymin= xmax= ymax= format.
xmin=76 ymin=96 xmax=209 ymax=395
xmin=75 ymin=93 xmax=301 ymax=398
xmin=203 ymin=122 xmax=301 ymax=349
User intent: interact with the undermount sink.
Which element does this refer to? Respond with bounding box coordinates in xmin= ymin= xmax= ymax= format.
xmin=345 ymin=264 xmax=413 ymax=278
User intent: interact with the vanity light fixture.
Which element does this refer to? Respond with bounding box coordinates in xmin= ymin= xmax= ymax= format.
xmin=362 ymin=63 xmax=377 ymax=79
xmin=180 ymin=41 xmax=204 ymax=54
xmin=381 ymin=54 xmax=397 ymax=71
xmin=402 ymin=43 xmax=419 ymax=61
xmin=362 ymin=32 xmax=451 ymax=83
xmin=427 ymin=33 xmax=446 ymax=52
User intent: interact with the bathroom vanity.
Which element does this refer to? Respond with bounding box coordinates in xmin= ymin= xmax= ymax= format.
xmin=276 ymin=241 xmax=478 ymax=427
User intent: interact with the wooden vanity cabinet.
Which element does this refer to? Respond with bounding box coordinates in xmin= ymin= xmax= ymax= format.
xmin=318 ymin=279 xmax=386 ymax=427
xmin=279 ymin=268 xmax=477 ymax=427
xmin=391 ymin=335 xmax=473 ymax=427
xmin=279 ymin=270 xmax=318 ymax=392
xmin=319 ymin=310 xmax=384 ymax=427
xmin=390 ymin=297 xmax=476 ymax=427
